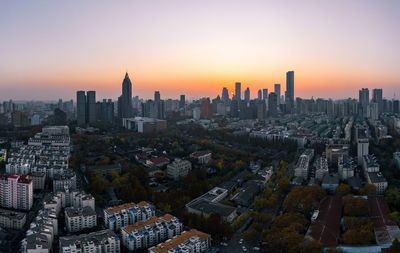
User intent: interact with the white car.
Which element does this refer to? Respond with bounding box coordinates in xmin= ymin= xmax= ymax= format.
xmin=239 ymin=239 xmax=243 ymax=244
xmin=242 ymin=246 xmax=247 ymax=252
xmin=252 ymin=247 xmax=260 ymax=251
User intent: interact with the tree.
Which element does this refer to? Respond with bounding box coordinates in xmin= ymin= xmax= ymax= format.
xmin=277 ymin=176 xmax=290 ymax=193
xmin=343 ymin=196 xmax=369 ymax=217
xmin=360 ymin=183 xmax=376 ymax=196
xmin=283 ymin=185 xmax=326 ymax=214
xmin=387 ymin=239 xmax=400 ymax=253
xmin=336 ymin=183 xmax=351 ymax=196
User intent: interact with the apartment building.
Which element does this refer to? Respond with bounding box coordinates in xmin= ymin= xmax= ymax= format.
xmin=0 ymin=174 xmax=33 ymax=210
xmin=65 ymin=206 xmax=97 ymax=233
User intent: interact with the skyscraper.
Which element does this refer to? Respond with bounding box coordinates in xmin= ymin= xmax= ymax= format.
xmin=154 ymin=91 xmax=161 ymax=102
xmin=274 ymin=84 xmax=281 ymax=104
xmin=87 ymin=91 xmax=96 ymax=124
xmin=235 ymin=82 xmax=241 ymax=101
xmin=372 ymin=88 xmax=383 ymax=114
xmin=118 ymin=72 xmax=133 ymax=119
xmin=76 ymin=91 xmax=87 ymax=126
xmin=179 ymin=95 xmax=185 ymax=109
xmin=285 ymin=71 xmax=294 ymax=112
xmin=268 ymin=92 xmax=278 ymax=117
xmin=221 ymin=87 xmax=229 ymax=102
xmin=262 ymin=89 xmax=268 ymax=100
xmin=257 ymin=89 xmax=262 ymax=100
xmin=244 ymin=87 xmax=250 ymax=102
xmin=359 ymin=88 xmax=369 ymax=118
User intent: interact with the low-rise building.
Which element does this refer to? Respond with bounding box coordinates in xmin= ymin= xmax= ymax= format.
xmin=366 ymin=172 xmax=388 ymax=194
xmin=166 ymin=159 xmax=192 ymax=180
xmin=121 ymin=214 xmax=182 ymax=251
xmin=59 ymin=229 xmax=120 ymax=253
xmin=0 ymin=208 xmax=26 ymax=229
xmin=294 ymin=149 xmax=314 ymax=178
xmin=362 ymin=154 xmax=380 ymax=173
xmin=148 ymin=229 xmax=211 ymax=253
xmin=104 ymin=202 xmax=155 ymax=232
xmin=186 ymin=199 xmax=237 ymax=223
xmin=65 ymin=206 xmax=97 ymax=233
xmin=122 ymin=117 xmax=167 ymax=133
xmin=190 ymin=151 xmax=212 ymax=165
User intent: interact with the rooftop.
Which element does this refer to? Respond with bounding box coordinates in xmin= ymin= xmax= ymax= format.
xmin=149 ymin=229 xmax=209 ymax=253
xmin=122 ymin=214 xmax=176 ymax=234
xmin=104 ymin=201 xmax=150 ymax=215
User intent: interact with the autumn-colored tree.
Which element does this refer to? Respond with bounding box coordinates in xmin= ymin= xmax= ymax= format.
xmin=343 ymin=196 xmax=369 ymax=217
xmin=336 ymin=183 xmax=351 ymax=196
xmin=277 ymin=176 xmax=290 ymax=193
xmin=271 ymin=212 xmax=308 ymax=233
xmin=283 ymin=185 xmax=326 ymax=214
xmin=360 ymin=183 xmax=376 ymax=196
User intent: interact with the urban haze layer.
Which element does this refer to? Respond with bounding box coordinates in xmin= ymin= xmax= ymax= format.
xmin=1 ymin=70 xmax=400 ymax=253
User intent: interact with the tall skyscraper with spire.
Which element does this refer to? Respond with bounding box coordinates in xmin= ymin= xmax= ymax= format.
xmin=118 ymin=72 xmax=133 ymax=119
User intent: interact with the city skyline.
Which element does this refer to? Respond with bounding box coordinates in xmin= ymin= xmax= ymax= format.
xmin=1 ymin=0 xmax=400 ymax=101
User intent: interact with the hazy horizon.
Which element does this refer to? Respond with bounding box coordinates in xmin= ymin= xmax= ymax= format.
xmin=1 ymin=0 xmax=400 ymax=101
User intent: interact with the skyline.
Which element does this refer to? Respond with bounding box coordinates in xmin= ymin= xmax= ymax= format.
xmin=1 ymin=0 xmax=400 ymax=101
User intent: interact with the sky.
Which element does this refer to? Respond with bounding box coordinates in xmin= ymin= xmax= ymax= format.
xmin=0 ymin=0 xmax=399 ymax=101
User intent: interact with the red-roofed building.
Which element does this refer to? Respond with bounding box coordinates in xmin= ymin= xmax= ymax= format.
xmin=305 ymin=196 xmax=342 ymax=247
xmin=190 ymin=151 xmax=212 ymax=164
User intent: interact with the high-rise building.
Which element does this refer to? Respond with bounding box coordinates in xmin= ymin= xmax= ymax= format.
xmin=235 ymin=82 xmax=241 ymax=101
xmin=285 ymin=71 xmax=294 ymax=112
xmin=359 ymin=88 xmax=369 ymax=118
xmin=262 ymin=89 xmax=268 ymax=100
xmin=274 ymin=84 xmax=281 ymax=104
xmin=179 ymin=95 xmax=185 ymax=109
xmin=86 ymin=91 xmax=96 ymax=124
xmin=118 ymin=72 xmax=133 ymax=119
xmin=372 ymin=88 xmax=383 ymax=114
xmin=221 ymin=87 xmax=229 ymax=102
xmin=244 ymin=87 xmax=250 ymax=102
xmin=154 ymin=91 xmax=161 ymax=102
xmin=76 ymin=91 xmax=86 ymax=126
xmin=257 ymin=90 xmax=262 ymax=100
xmin=0 ymin=174 xmax=33 ymax=210
xmin=268 ymin=92 xmax=278 ymax=117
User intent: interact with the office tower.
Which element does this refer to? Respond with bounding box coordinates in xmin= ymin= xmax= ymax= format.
xmin=154 ymin=91 xmax=161 ymax=102
xmin=221 ymin=87 xmax=229 ymax=102
xmin=76 ymin=91 xmax=87 ymax=126
xmin=274 ymin=84 xmax=281 ymax=104
xmin=372 ymin=88 xmax=383 ymax=114
xmin=235 ymin=82 xmax=241 ymax=101
xmin=268 ymin=92 xmax=278 ymax=117
xmin=200 ymin=98 xmax=212 ymax=119
xmin=96 ymin=99 xmax=114 ymax=123
xmin=258 ymin=90 xmax=262 ymax=100
xmin=244 ymin=87 xmax=250 ymax=102
xmin=86 ymin=91 xmax=96 ymax=124
xmin=359 ymin=88 xmax=369 ymax=118
xmin=0 ymin=174 xmax=33 ymax=210
xmin=285 ymin=71 xmax=294 ymax=112
xmin=262 ymin=89 xmax=268 ymax=100
xmin=370 ymin=102 xmax=379 ymax=120
xmin=179 ymin=95 xmax=185 ymax=109
xmin=118 ymin=72 xmax=133 ymax=119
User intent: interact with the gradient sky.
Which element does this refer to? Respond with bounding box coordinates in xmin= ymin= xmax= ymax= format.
xmin=1 ymin=0 xmax=399 ymax=101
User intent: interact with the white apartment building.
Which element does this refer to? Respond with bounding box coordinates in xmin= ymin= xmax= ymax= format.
xmin=314 ymin=156 xmax=329 ymax=180
xmin=65 ymin=206 xmax=97 ymax=233
xmin=338 ymin=155 xmax=355 ymax=180
xmin=104 ymin=202 xmax=155 ymax=232
xmin=59 ymin=230 xmax=120 ymax=253
xmin=121 ymin=214 xmax=182 ymax=251
xmin=149 ymin=229 xmax=211 ymax=253
xmin=166 ymin=159 xmax=192 ymax=180
xmin=0 ymin=208 xmax=26 ymax=229
xmin=53 ymin=171 xmax=77 ymax=192
xmin=0 ymin=174 xmax=33 ymax=210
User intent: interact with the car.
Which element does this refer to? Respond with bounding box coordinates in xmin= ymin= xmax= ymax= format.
xmin=239 ymin=239 xmax=243 ymax=244
xmin=242 ymin=246 xmax=247 ymax=252
xmin=220 ymin=242 xmax=228 ymax=247
xmin=252 ymin=247 xmax=260 ymax=251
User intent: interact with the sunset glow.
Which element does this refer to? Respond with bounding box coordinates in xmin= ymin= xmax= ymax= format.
xmin=1 ymin=0 xmax=399 ymax=100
